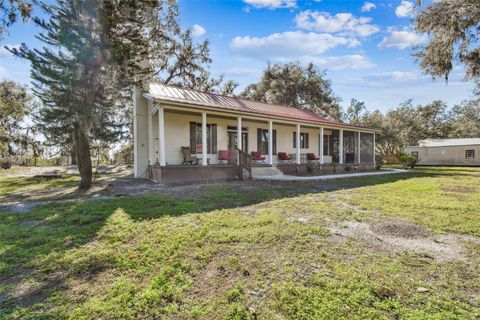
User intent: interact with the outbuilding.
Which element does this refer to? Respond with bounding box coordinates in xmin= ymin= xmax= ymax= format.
xmin=405 ymin=138 xmax=480 ymax=166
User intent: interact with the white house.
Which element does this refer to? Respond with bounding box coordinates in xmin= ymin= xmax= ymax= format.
xmin=405 ymin=138 xmax=480 ymax=166
xmin=133 ymin=83 xmax=378 ymax=183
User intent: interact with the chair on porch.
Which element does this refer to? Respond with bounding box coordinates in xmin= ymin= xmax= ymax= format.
xmin=278 ymin=152 xmax=293 ymax=163
xmin=218 ymin=150 xmax=234 ymax=164
xmin=251 ymin=151 xmax=266 ymax=163
xmin=306 ymin=153 xmax=320 ymax=162
xmin=181 ymin=146 xmax=198 ymax=165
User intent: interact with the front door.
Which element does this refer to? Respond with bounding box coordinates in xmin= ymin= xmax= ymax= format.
xmin=228 ymin=131 xmax=248 ymax=153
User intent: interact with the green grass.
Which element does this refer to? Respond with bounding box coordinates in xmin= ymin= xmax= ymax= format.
xmin=0 ymin=175 xmax=80 ymax=198
xmin=0 ymin=167 xmax=479 ymax=319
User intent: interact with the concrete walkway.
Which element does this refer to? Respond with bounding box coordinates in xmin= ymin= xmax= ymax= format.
xmin=253 ymin=169 xmax=407 ymax=181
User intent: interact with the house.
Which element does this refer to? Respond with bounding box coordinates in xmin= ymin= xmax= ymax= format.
xmin=133 ymin=83 xmax=378 ymax=183
xmin=405 ymin=138 xmax=480 ymax=166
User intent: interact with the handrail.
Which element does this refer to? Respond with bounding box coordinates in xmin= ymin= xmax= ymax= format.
xmin=236 ymin=148 xmax=252 ymax=180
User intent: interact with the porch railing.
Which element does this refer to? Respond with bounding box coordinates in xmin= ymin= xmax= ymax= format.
xmin=236 ymin=148 xmax=252 ymax=180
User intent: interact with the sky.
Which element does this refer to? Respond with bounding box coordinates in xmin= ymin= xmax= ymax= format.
xmin=0 ymin=0 xmax=476 ymax=113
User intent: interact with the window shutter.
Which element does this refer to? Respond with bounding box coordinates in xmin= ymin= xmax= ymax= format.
xmin=273 ymin=130 xmax=277 ymax=154
xmin=305 ymin=133 xmax=309 ymax=149
xmin=293 ymin=132 xmax=296 ymax=148
xmin=190 ymin=122 xmax=196 ymax=154
xmin=211 ymin=124 xmax=217 ymax=154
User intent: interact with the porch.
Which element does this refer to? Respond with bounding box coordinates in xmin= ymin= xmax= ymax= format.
xmin=133 ymin=84 xmax=377 ymax=184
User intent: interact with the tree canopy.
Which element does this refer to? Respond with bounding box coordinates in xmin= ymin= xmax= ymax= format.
xmin=414 ymin=0 xmax=480 ymax=81
xmin=0 ymin=80 xmax=34 ymax=161
xmin=241 ymin=62 xmax=341 ymax=120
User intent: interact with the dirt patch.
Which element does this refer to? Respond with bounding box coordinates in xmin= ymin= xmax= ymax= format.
xmin=370 ymin=221 xmax=429 ymax=239
xmin=328 ymin=220 xmax=470 ymax=261
xmin=442 ymin=186 xmax=476 ymax=193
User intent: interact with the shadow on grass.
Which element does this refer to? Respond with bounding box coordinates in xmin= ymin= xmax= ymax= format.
xmin=0 ymin=168 xmax=465 ymax=314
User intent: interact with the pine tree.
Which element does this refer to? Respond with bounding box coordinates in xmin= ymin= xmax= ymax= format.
xmin=13 ymin=0 xmax=158 ymax=188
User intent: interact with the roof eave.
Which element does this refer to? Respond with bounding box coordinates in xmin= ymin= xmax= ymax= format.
xmin=149 ymin=95 xmax=380 ymax=133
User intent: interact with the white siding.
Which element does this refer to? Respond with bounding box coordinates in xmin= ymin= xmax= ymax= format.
xmin=404 ymin=145 xmax=480 ymax=166
xmin=159 ymin=112 xmax=332 ymax=165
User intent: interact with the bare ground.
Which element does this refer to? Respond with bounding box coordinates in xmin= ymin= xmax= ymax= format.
xmin=328 ymin=219 xmax=474 ymax=261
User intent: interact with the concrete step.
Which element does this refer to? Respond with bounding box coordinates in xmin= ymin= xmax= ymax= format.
xmin=251 ymin=166 xmax=284 ymax=177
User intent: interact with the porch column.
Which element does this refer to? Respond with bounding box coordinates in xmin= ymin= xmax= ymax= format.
xmin=357 ymin=131 xmax=361 ymax=164
xmin=373 ymin=132 xmax=376 ymax=165
xmin=268 ymin=120 xmax=273 ymax=165
xmin=237 ymin=117 xmax=242 ymax=150
xmin=158 ymin=105 xmax=166 ymax=166
xmin=319 ymin=127 xmax=324 ymax=164
xmin=202 ymin=112 xmax=207 ymax=166
xmin=147 ymin=99 xmax=154 ymax=165
xmin=296 ymin=124 xmax=301 ymax=164
xmin=339 ymin=128 xmax=344 ymax=164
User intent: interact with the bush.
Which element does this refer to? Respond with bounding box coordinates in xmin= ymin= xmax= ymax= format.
xmin=306 ymin=163 xmax=314 ymax=174
xmin=397 ymin=155 xmax=418 ymax=169
xmin=375 ymin=155 xmax=383 ymax=170
xmin=1 ymin=160 xmax=12 ymax=169
xmin=344 ymin=166 xmax=352 ymax=172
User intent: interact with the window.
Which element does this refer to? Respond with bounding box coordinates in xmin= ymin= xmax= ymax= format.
xmin=257 ymin=128 xmax=276 ymax=155
xmin=190 ymin=122 xmax=217 ymax=154
xmin=411 ymin=151 xmax=418 ymax=158
xmin=465 ymin=150 xmax=475 ymax=159
xmin=293 ymin=132 xmax=309 ymax=148
xmin=322 ymin=134 xmax=331 ymax=156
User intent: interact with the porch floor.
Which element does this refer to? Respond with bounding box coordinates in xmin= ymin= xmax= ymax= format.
xmin=252 ymin=169 xmax=407 ymax=181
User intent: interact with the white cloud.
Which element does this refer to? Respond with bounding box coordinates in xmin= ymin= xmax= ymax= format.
xmin=243 ymin=0 xmax=296 ymax=9
xmin=191 ymin=24 xmax=206 ymax=37
xmin=231 ymin=31 xmax=360 ymax=59
xmin=361 ymin=2 xmax=376 ymax=12
xmin=395 ymin=1 xmax=414 ymax=17
xmin=0 ymin=44 xmax=21 ymax=57
xmin=295 ymin=10 xmax=379 ymax=37
xmin=364 ymin=71 xmax=419 ymax=82
xmin=378 ymin=27 xmax=427 ymax=49
xmin=308 ymin=55 xmax=375 ymax=70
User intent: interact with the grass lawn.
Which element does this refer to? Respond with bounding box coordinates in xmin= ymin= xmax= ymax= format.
xmin=0 ymin=167 xmax=479 ymax=319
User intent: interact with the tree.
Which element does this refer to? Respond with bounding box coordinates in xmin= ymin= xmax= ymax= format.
xmin=0 ymin=80 xmax=32 ymax=161
xmin=414 ymin=0 xmax=480 ymax=81
xmin=346 ymin=98 xmax=367 ymax=125
xmin=448 ymin=99 xmax=480 ymax=138
xmin=14 ymin=0 xmax=160 ymax=188
xmin=0 ymin=0 xmax=34 ymax=39
xmin=240 ymin=62 xmax=341 ymax=120
xmin=148 ymin=2 xmax=238 ymax=94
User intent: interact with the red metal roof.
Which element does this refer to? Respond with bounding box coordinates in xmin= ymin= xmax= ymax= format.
xmin=147 ymin=83 xmax=376 ymax=131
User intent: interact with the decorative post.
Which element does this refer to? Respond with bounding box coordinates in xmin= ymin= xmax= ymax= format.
xmin=147 ymin=100 xmax=153 ymax=165
xmin=237 ymin=117 xmax=242 ymax=150
xmin=339 ymin=129 xmax=344 ymax=164
xmin=158 ymin=105 xmax=166 ymax=166
xmin=268 ymin=121 xmax=273 ymax=165
xmin=202 ymin=112 xmax=207 ymax=166
xmin=296 ymin=124 xmax=301 ymax=164
xmin=320 ymin=127 xmax=324 ymax=164
xmin=237 ymin=117 xmax=242 ymax=165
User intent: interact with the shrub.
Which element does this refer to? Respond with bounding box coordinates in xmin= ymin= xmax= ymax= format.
xmin=306 ymin=163 xmax=314 ymax=174
xmin=397 ymin=155 xmax=418 ymax=169
xmin=344 ymin=166 xmax=352 ymax=172
xmin=1 ymin=160 xmax=12 ymax=169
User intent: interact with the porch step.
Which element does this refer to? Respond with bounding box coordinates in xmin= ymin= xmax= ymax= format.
xmin=251 ymin=166 xmax=284 ymax=177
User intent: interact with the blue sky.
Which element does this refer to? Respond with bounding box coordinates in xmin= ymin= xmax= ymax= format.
xmin=0 ymin=0 xmax=476 ymax=112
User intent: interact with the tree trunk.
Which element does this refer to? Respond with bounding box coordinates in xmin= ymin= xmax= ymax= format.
xmin=70 ymin=144 xmax=77 ymax=165
xmin=74 ymin=122 xmax=92 ymax=189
